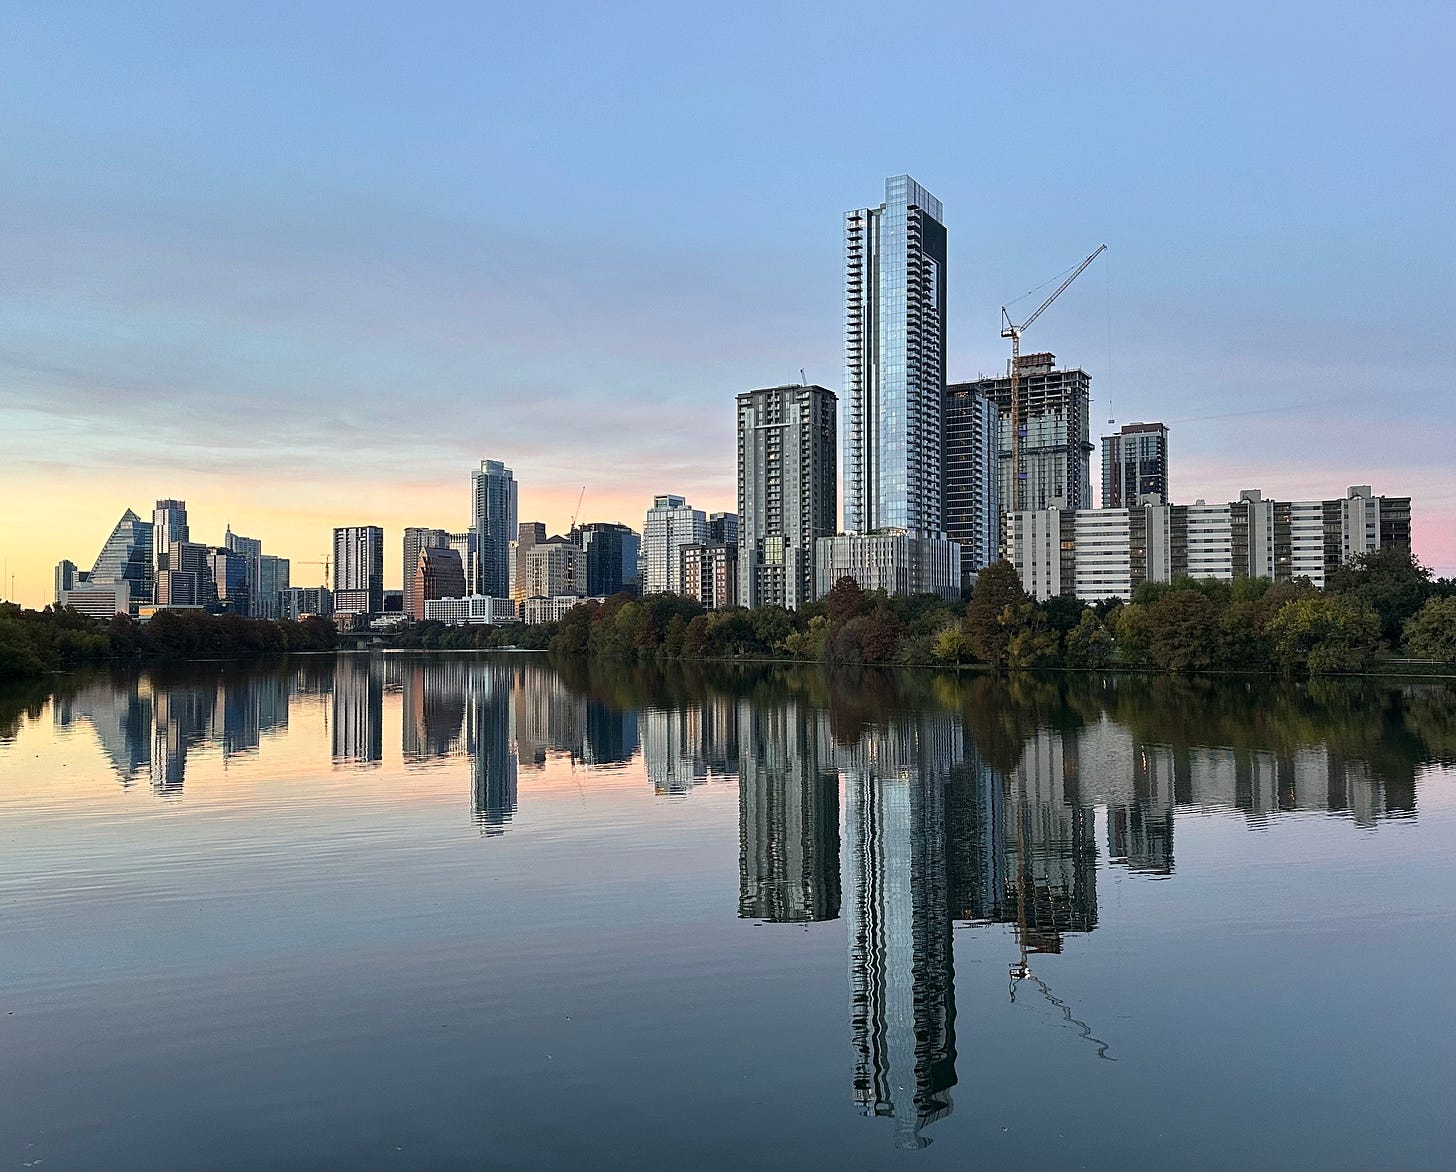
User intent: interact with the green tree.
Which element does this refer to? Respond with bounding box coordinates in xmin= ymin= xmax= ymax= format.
xmin=965 ymin=560 xmax=1025 ymax=667
xmin=1146 ymin=590 xmax=1221 ymax=673
xmin=1063 ymin=608 xmax=1114 ymax=669
xmin=1402 ymin=596 xmax=1456 ymax=663
xmin=1326 ymin=548 xmax=1433 ymax=648
xmin=1267 ymin=595 xmax=1381 ymax=675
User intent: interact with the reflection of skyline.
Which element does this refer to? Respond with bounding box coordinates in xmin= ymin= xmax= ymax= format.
xmin=52 ymin=668 xmax=293 ymax=795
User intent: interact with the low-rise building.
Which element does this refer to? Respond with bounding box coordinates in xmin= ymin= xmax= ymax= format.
xmin=522 ymin=595 xmax=596 ymax=625
xmin=424 ymin=595 xmax=518 ymax=626
xmin=814 ymin=533 xmax=960 ymax=601
xmin=1008 ymin=485 xmax=1412 ymax=602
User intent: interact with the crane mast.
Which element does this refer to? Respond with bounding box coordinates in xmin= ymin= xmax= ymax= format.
xmin=1001 ymin=244 xmax=1107 ymax=514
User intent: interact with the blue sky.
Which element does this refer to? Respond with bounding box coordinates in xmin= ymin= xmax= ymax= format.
xmin=1 ymin=0 xmax=1452 ymax=602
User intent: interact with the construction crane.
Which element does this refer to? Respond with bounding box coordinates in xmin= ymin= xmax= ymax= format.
xmin=297 ymin=556 xmax=331 ymax=589
xmin=568 ymin=485 xmax=586 ymax=534
xmin=1002 ymin=244 xmax=1107 ymax=512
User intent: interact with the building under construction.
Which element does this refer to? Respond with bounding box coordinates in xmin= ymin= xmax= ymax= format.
xmin=948 ymin=352 xmax=1094 ymax=522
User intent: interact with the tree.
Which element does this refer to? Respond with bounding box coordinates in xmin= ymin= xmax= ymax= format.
xmin=1266 ymin=595 xmax=1381 ymax=675
xmin=965 ymin=560 xmax=1025 ymax=667
xmin=1326 ymin=548 xmax=1433 ymax=648
xmin=1063 ymin=609 xmax=1113 ymax=669
xmin=824 ymin=577 xmax=870 ymax=627
xmin=1402 ymin=596 xmax=1456 ymax=663
xmin=1146 ymin=590 xmax=1221 ymax=673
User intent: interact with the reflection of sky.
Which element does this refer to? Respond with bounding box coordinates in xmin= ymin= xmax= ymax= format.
xmin=1 ymin=2 xmax=1453 ymax=604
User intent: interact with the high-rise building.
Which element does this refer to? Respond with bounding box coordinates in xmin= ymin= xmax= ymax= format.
xmin=333 ymin=525 xmax=385 ymax=614
xmin=519 ymin=537 xmax=585 ymax=600
xmin=54 ymin=559 xmax=79 ymax=601
xmin=1101 ymin=422 xmax=1170 ymax=508
xmin=471 ymin=460 xmax=518 ymax=598
xmin=943 ymin=384 xmax=999 ymax=586
xmin=954 ymin=352 xmax=1094 ymax=519
xmin=403 ymin=528 xmax=451 ymax=619
xmin=707 ymin=512 xmax=739 ymax=547
xmin=210 ymin=547 xmax=250 ymax=615
xmin=279 ymin=586 xmax=333 ymax=620
xmin=224 ymin=527 xmax=263 ymax=616
xmin=152 ymin=499 xmax=188 ymax=581
xmin=737 ymin=384 xmax=837 ymax=610
xmin=571 ymin=522 xmax=641 ymax=597
xmin=643 ymin=494 xmax=708 ymax=595
xmin=843 ymin=175 xmax=948 ymax=538
xmin=257 ymin=555 xmax=289 ymax=619
xmin=65 ymin=508 xmax=153 ymax=615
xmin=155 ymin=541 xmax=212 ymax=607
xmin=680 ymin=542 xmax=737 ymax=610
xmin=510 ymin=522 xmax=549 ymax=602
xmin=447 ymin=530 xmax=477 ymax=595
xmin=413 ymin=547 xmax=467 ymax=620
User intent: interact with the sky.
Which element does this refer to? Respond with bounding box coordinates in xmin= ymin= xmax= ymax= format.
xmin=1 ymin=0 xmax=1452 ymax=605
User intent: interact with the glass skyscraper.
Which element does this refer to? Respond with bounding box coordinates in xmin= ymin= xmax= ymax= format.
xmin=844 ymin=175 xmax=948 ymax=538
xmin=471 ymin=459 xmax=518 ymax=598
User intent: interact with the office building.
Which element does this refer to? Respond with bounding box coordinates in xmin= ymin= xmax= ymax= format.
xmin=681 ymin=542 xmax=737 ymax=610
xmin=414 ymin=547 xmax=467 ymax=620
xmin=65 ymin=508 xmax=153 ymax=615
xmin=448 ymin=530 xmax=477 ymax=594
xmin=1008 ymin=485 xmax=1413 ymax=601
xmin=707 ymin=511 xmax=739 ymax=547
xmin=210 ymin=547 xmax=250 ymax=615
xmin=155 ymin=541 xmax=212 ymax=607
xmin=520 ymin=537 xmax=585 ymax=601
xmin=572 ymin=522 xmax=642 ymax=597
xmin=953 ymin=352 xmax=1094 ymax=517
xmin=736 ymin=383 xmax=837 ymax=610
xmin=510 ymin=522 xmax=549 ymax=601
xmin=151 ymin=499 xmax=189 ymax=581
xmin=54 ymin=559 xmax=79 ymax=601
xmin=403 ymin=527 xmax=451 ymax=619
xmin=257 ymin=554 xmax=289 ymax=620
xmin=643 ymin=494 xmax=708 ymax=595
xmin=943 ymin=383 xmax=999 ymax=586
xmin=333 ymin=525 xmax=385 ymax=614
xmin=223 ymin=527 xmax=263 ymax=616
xmin=1102 ymin=422 xmax=1170 ymax=508
xmin=471 ymin=459 xmax=518 ymax=598
xmin=843 ymin=175 xmax=948 ymax=538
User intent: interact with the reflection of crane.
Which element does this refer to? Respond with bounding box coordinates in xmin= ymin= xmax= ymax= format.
xmin=297 ymin=556 xmax=331 ymax=589
xmin=1006 ymin=765 xmax=1115 ymax=1060
xmin=1002 ymin=244 xmax=1107 ymax=512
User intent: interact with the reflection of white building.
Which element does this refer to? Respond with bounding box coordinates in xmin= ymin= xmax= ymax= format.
xmin=331 ymin=655 xmax=382 ymax=767
xmin=640 ymin=699 xmax=739 ymax=796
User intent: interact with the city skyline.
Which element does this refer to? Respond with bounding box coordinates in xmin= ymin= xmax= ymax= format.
xmin=2 ymin=2 xmax=1453 ymax=608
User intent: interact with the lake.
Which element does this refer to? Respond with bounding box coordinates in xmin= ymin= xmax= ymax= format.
xmin=2 ymin=654 xmax=1453 ymax=1170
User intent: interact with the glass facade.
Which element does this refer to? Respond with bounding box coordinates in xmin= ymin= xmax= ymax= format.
xmin=89 ymin=508 xmax=154 ymax=606
xmin=471 ymin=460 xmax=518 ymax=598
xmin=845 ymin=176 xmax=947 ymax=538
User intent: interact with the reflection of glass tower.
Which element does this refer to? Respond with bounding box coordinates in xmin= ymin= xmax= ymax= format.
xmin=466 ymin=663 xmax=517 ymax=834
xmin=841 ymin=714 xmax=959 ymax=1150
xmin=150 ymin=682 xmax=216 ymax=796
xmin=583 ymin=703 xmax=639 ymax=767
xmin=738 ymin=700 xmax=840 ymax=923
xmin=331 ymin=655 xmax=383 ymax=766
xmin=640 ymin=699 xmax=740 ymax=796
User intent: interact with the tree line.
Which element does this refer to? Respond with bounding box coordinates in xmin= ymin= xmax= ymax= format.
xmin=0 ymin=604 xmax=338 ymax=679
xmin=537 ymin=547 xmax=1455 ymax=675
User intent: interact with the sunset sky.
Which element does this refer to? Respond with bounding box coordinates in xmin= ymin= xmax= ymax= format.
xmin=2 ymin=1 xmax=1452 ymax=607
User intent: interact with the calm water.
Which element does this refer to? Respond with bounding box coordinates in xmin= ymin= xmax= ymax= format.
xmin=2 ymin=654 xmax=1453 ymax=1171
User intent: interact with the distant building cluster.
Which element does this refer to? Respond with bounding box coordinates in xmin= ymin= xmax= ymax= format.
xmin=53 ymin=175 xmax=1415 ymax=620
